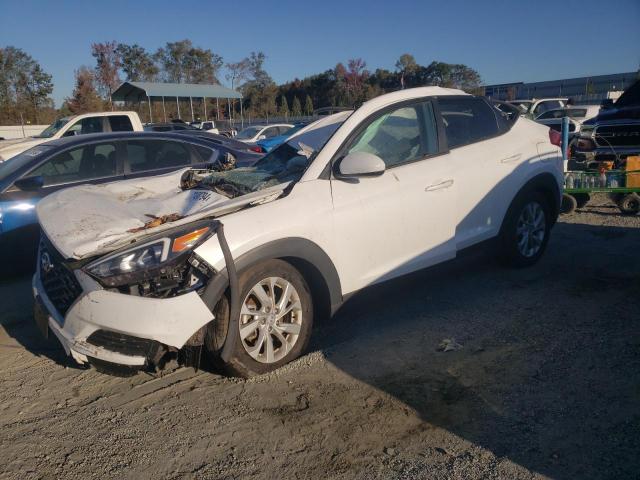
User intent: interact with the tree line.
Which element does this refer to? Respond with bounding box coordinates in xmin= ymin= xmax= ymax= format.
xmin=0 ymin=42 xmax=482 ymax=125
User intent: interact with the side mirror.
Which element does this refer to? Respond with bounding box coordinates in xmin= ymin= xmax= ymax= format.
xmin=338 ymin=151 xmax=386 ymax=177
xmin=14 ymin=176 xmax=44 ymax=191
xmin=258 ymin=135 xmax=266 ymax=140
xmin=62 ymin=130 xmax=78 ymax=137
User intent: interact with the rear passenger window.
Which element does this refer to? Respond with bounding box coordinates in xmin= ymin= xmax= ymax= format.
xmin=126 ymin=140 xmax=192 ymax=173
xmin=109 ymin=115 xmax=134 ymax=132
xmin=194 ymin=145 xmax=219 ymax=163
xmin=438 ymin=97 xmax=500 ymax=149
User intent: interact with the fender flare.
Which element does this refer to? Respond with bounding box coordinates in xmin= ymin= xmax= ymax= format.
xmin=200 ymin=237 xmax=343 ymax=316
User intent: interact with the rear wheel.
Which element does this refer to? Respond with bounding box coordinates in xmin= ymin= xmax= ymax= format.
xmin=560 ymin=193 xmax=578 ymax=214
xmin=618 ymin=193 xmax=640 ymax=215
xmin=499 ymin=192 xmax=552 ymax=268
xmin=205 ymin=259 xmax=313 ymax=378
xmin=573 ymin=193 xmax=590 ymax=209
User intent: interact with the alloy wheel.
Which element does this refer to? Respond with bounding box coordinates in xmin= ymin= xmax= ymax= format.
xmin=238 ymin=276 xmax=303 ymax=364
xmin=516 ymin=201 xmax=546 ymax=258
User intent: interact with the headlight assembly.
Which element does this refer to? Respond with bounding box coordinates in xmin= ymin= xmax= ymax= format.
xmin=84 ymin=221 xmax=215 ymax=287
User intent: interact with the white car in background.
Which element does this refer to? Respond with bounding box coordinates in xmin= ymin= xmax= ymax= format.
xmin=235 ymin=123 xmax=294 ymax=143
xmin=0 ymin=111 xmax=144 ymax=161
xmin=190 ymin=121 xmax=220 ymax=135
xmin=535 ymin=105 xmax=601 ymax=135
xmin=32 ymin=87 xmax=563 ymax=377
xmin=512 ymin=98 xmax=567 ymax=119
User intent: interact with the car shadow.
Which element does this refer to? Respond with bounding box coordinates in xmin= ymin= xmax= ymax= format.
xmin=312 ymin=220 xmax=640 ymax=480
xmin=0 ymin=274 xmax=84 ymax=370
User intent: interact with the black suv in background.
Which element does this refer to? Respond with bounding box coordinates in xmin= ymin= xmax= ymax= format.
xmin=574 ymin=79 xmax=640 ymax=168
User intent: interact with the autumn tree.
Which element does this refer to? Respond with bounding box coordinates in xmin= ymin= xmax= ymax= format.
xmin=291 ymin=96 xmax=302 ymax=116
xmin=154 ymin=40 xmax=223 ymax=84
xmin=91 ymin=41 xmax=121 ymax=107
xmin=116 ymin=43 xmax=158 ymax=81
xmin=225 ymin=58 xmax=251 ymax=89
xmin=279 ymin=95 xmax=289 ymax=118
xmin=0 ymin=46 xmax=53 ymax=124
xmin=304 ymin=94 xmax=313 ymax=115
xmin=64 ymin=66 xmax=103 ymax=114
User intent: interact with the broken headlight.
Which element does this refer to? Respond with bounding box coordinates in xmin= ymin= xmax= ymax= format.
xmin=84 ymin=221 xmax=215 ymax=288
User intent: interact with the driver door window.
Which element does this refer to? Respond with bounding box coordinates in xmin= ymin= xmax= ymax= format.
xmin=347 ymin=103 xmax=438 ymax=167
xmin=66 ymin=117 xmax=104 ymax=136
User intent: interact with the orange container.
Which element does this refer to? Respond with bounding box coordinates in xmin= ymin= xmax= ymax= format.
xmin=626 ymin=156 xmax=640 ymax=188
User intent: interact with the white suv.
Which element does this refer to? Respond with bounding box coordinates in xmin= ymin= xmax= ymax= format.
xmin=33 ymin=87 xmax=563 ymax=377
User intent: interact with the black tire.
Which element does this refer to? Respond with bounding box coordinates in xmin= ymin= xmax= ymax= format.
xmin=499 ymin=191 xmax=552 ymax=268
xmin=205 ymin=259 xmax=314 ymax=378
xmin=618 ymin=193 xmax=640 ymax=215
xmin=573 ymin=193 xmax=590 ymax=209
xmin=560 ymin=193 xmax=577 ymax=214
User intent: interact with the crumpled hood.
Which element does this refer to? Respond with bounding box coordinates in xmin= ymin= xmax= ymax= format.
xmin=37 ymin=168 xmax=285 ymax=259
xmin=0 ymin=137 xmax=44 ymax=159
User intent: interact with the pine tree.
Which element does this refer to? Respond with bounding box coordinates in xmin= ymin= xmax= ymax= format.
xmin=291 ymin=96 xmax=302 ymax=117
xmin=279 ymin=95 xmax=289 ymax=119
xmin=304 ymin=94 xmax=314 ymax=115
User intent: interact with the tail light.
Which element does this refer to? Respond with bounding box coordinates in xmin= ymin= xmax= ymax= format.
xmin=549 ymin=128 xmax=562 ymax=147
xmin=249 ymin=145 xmax=264 ymax=153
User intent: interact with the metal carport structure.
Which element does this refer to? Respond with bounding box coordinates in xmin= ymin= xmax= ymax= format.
xmin=111 ymin=81 xmax=243 ymax=125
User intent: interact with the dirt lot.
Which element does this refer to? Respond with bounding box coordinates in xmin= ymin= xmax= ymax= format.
xmin=1 ymin=195 xmax=639 ymax=480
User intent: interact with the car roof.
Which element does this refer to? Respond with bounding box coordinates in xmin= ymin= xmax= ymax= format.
xmin=31 ymin=131 xmax=225 ymax=151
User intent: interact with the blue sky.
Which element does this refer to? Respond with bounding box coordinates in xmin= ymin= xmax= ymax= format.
xmin=1 ymin=0 xmax=639 ymax=106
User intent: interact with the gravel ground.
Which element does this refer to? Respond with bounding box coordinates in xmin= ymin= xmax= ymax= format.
xmin=1 ymin=195 xmax=639 ymax=480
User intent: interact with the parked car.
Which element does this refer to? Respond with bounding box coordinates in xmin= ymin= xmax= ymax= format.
xmin=0 ymin=131 xmax=237 ymax=269
xmin=144 ymin=122 xmax=199 ymax=132
xmin=190 ymin=121 xmax=220 ymax=135
xmin=535 ymin=105 xmax=601 ymax=134
xmin=0 ymin=111 xmax=144 ymax=162
xmin=511 ymin=98 xmax=567 ymax=119
xmin=172 ymin=129 xmax=264 ymax=165
xmin=235 ymin=124 xmax=294 ymax=144
xmin=32 ymin=87 xmax=562 ymax=377
xmin=574 ymin=79 xmax=640 ymax=167
xmin=256 ymin=123 xmax=308 ymax=153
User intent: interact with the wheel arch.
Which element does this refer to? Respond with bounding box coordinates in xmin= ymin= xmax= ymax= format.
xmin=200 ymin=237 xmax=343 ymax=320
xmin=500 ymin=172 xmax=561 ymax=233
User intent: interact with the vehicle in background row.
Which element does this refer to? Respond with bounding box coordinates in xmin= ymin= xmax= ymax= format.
xmin=574 ymin=79 xmax=640 ymax=168
xmin=190 ymin=121 xmax=220 ymax=135
xmin=32 ymin=87 xmax=562 ymax=378
xmin=535 ymin=105 xmax=601 ymax=135
xmin=144 ymin=122 xmax=199 ymax=132
xmin=511 ymin=98 xmax=567 ymax=119
xmin=235 ymin=124 xmax=294 ymax=144
xmin=0 ymin=111 xmax=144 ymax=162
xmin=256 ymin=123 xmax=308 ymax=153
xmin=172 ymin=129 xmax=264 ymax=165
xmin=0 ymin=132 xmax=237 ymax=269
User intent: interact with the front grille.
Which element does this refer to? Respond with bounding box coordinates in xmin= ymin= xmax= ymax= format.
xmin=595 ymin=124 xmax=640 ymax=148
xmin=39 ymin=235 xmax=82 ymax=316
xmin=86 ymin=330 xmax=160 ymax=358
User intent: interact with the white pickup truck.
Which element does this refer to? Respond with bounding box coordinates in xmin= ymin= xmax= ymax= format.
xmin=0 ymin=111 xmax=144 ymax=161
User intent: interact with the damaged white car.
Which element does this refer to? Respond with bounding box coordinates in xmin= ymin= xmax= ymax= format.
xmin=32 ymin=87 xmax=563 ymax=377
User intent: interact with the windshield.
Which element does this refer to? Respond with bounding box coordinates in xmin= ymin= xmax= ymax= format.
xmin=34 ymin=117 xmax=71 ymax=138
xmin=236 ymin=126 xmax=262 ymax=140
xmin=186 ymin=118 xmax=345 ymax=198
xmin=0 ymin=145 xmax=52 ymax=181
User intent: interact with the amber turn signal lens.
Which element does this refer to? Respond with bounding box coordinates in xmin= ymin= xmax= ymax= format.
xmin=172 ymin=227 xmax=210 ymax=253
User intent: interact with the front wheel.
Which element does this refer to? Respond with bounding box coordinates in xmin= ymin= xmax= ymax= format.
xmin=618 ymin=193 xmax=640 ymax=215
xmin=205 ymin=259 xmax=314 ymax=378
xmin=499 ymin=192 xmax=552 ymax=268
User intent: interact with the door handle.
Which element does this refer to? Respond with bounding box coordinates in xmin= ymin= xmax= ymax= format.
xmin=500 ymin=154 xmax=522 ymax=164
xmin=425 ymin=179 xmax=454 ymax=192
